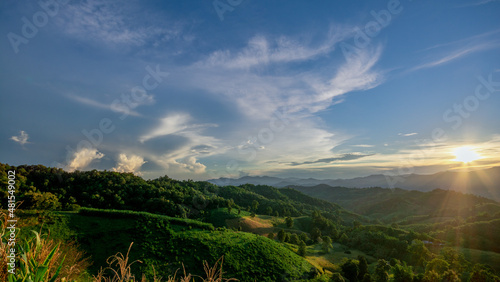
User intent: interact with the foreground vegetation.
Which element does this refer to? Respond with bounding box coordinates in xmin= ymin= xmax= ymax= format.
xmin=2 ymin=163 xmax=500 ymax=281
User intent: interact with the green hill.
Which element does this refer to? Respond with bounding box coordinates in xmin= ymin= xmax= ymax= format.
xmin=17 ymin=208 xmax=316 ymax=281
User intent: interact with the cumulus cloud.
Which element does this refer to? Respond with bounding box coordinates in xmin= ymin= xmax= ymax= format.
xmin=66 ymin=148 xmax=104 ymax=171
xmin=11 ymin=130 xmax=29 ymax=145
xmin=112 ymin=153 xmax=146 ymax=175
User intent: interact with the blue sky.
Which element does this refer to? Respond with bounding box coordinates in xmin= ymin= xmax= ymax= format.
xmin=1 ymin=0 xmax=500 ymax=180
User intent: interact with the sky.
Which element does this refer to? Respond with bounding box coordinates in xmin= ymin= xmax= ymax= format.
xmin=1 ymin=0 xmax=500 ymax=181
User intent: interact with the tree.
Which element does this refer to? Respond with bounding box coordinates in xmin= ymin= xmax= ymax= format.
xmin=375 ymin=259 xmax=390 ymax=282
xmin=408 ymin=240 xmax=432 ymax=267
xmin=283 ymin=232 xmax=291 ymax=243
xmin=278 ymin=229 xmax=286 ymax=242
xmin=361 ymin=273 xmax=372 ymax=282
xmin=311 ymin=227 xmax=321 ymax=242
xmin=353 ymin=220 xmax=361 ymax=228
xmin=285 ymin=217 xmax=294 ymax=228
xmin=298 ymin=240 xmax=307 ymax=257
xmin=290 ymin=233 xmax=300 ymax=245
xmin=322 ymin=236 xmax=333 ymax=253
xmin=341 ymin=259 xmax=359 ymax=282
xmin=330 ymin=272 xmax=346 ymax=282
xmin=23 ymin=191 xmax=61 ymax=210
xmin=267 ymin=233 xmax=275 ymax=240
xmin=299 ymin=233 xmax=309 ymax=244
xmin=274 ymin=210 xmax=280 ymax=217
xmin=469 ymin=264 xmax=500 ymax=282
xmin=440 ymin=247 xmax=467 ymax=273
xmin=422 ymin=270 xmax=439 ymax=282
xmin=357 ymin=255 xmax=368 ymax=280
xmin=266 ymin=206 xmax=273 ymax=216
xmin=425 ymin=258 xmax=449 ymax=274
xmin=252 ymin=200 xmax=259 ymax=211
xmin=441 ymin=269 xmax=460 ymax=282
xmin=392 ymin=263 xmax=414 ymax=282
xmin=339 ymin=233 xmax=349 ymax=244
xmin=227 ymin=198 xmax=234 ymax=214
xmin=250 ymin=212 xmax=256 ymax=218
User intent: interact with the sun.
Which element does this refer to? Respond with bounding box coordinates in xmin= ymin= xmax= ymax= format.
xmin=453 ymin=146 xmax=482 ymax=163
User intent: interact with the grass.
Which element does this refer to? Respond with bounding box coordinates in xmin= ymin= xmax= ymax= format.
xmin=1 ymin=210 xmax=91 ymax=281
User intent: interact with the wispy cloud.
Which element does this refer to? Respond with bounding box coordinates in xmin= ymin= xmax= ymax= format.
xmin=139 ymin=113 xmax=217 ymax=143
xmin=66 ymin=148 xmax=104 ymax=171
xmin=112 ymin=153 xmax=146 ymax=175
xmin=198 ymin=28 xmax=350 ymax=69
xmin=185 ymin=29 xmax=384 ymax=119
xmin=290 ymin=153 xmax=374 ymax=166
xmin=67 ymin=93 xmax=154 ymax=117
xmin=351 ymin=144 xmax=374 ymax=148
xmin=10 ymin=130 xmax=30 ymax=146
xmin=409 ymin=31 xmax=500 ymax=72
xmin=411 ymin=44 xmax=499 ymax=71
xmin=456 ymin=0 xmax=500 ymax=7
xmin=398 ymin=132 xmax=418 ymax=137
xmin=139 ymin=112 xmax=222 ymax=177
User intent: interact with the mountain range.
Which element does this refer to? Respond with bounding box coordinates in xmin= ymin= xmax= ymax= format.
xmin=209 ymin=166 xmax=500 ymax=201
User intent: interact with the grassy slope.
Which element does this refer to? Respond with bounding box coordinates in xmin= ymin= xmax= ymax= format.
xmin=20 ymin=209 xmax=317 ymax=281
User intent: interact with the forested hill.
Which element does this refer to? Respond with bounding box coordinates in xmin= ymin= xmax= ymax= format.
xmin=290 ymin=185 xmax=499 ymax=221
xmin=0 ymin=163 xmax=348 ymax=221
xmin=3 ymin=163 xmax=500 ymax=280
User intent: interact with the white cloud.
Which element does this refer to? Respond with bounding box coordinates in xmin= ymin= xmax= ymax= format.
xmin=309 ymin=45 xmax=383 ymax=111
xmin=410 ymin=31 xmax=500 ymax=72
xmin=351 ymin=144 xmax=374 ymax=148
xmin=184 ymin=31 xmax=384 ymax=120
xmin=199 ymin=29 xmax=349 ymax=69
xmin=139 ymin=112 xmax=223 ymax=178
xmin=66 ymin=148 xmax=104 ymax=171
xmin=112 ymin=153 xmax=146 ymax=175
xmin=457 ymin=0 xmax=500 ymax=7
xmin=11 ymin=131 xmax=29 ymax=145
xmin=67 ymin=94 xmax=145 ymax=117
xmin=398 ymin=132 xmax=418 ymax=137
xmin=139 ymin=113 xmax=217 ymax=143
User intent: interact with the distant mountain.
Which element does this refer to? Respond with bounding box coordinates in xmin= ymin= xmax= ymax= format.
xmin=209 ymin=167 xmax=500 ymax=201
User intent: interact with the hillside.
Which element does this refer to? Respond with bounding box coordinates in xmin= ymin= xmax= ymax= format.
xmin=13 ymin=208 xmax=316 ymax=281
xmin=290 ymin=185 xmax=499 ymax=222
xmin=3 ymin=163 xmax=500 ymax=281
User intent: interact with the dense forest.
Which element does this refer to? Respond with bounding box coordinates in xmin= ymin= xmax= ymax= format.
xmin=1 ymin=163 xmax=500 ymax=281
